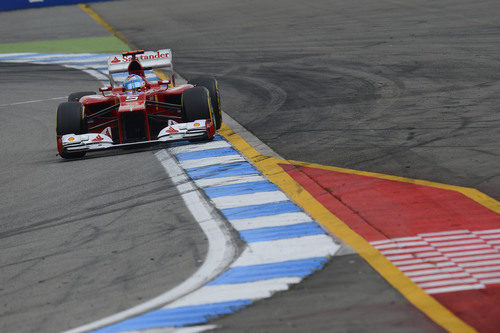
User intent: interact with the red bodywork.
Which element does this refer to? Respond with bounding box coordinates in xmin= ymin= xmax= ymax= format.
xmin=59 ymin=52 xmax=199 ymax=145
xmin=79 ymin=82 xmax=194 ymax=144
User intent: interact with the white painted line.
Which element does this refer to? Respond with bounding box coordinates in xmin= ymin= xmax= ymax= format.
xmin=444 ymin=249 xmax=498 ymax=257
xmin=63 ymin=149 xmax=238 ymax=333
xmin=465 ymin=266 xmax=500 ymax=273
xmin=398 ymin=262 xmax=455 ymax=271
xmin=458 ymin=259 xmax=500 ymax=267
xmin=473 ymin=229 xmax=500 ymax=234
xmin=232 ymin=235 xmax=340 ymax=266
xmin=386 ymin=254 xmax=414 ymax=261
xmin=452 ymin=254 xmax=500 ymax=262
xmin=419 ymin=278 xmax=479 ymax=288
xmin=439 ymin=244 xmax=490 ymax=252
xmin=0 ymin=96 xmax=66 ymax=108
xmin=212 ymin=191 xmax=289 ymax=210
xmin=426 ymin=284 xmax=485 ymax=294
xmin=421 ymin=230 xmax=470 ymax=237
xmin=170 ymin=140 xmax=232 ymax=154
xmin=406 ymin=267 xmax=463 ymax=277
xmin=411 ymin=272 xmax=471 ymax=282
xmin=194 ymin=174 xmax=267 ymax=188
xmin=63 ymin=65 xmax=109 ymax=84
xmin=415 ymin=251 xmax=443 ymax=258
xmin=391 ymin=259 xmax=426 ymax=265
xmin=174 ymin=325 xmax=218 ymax=333
xmin=374 ymin=241 xmax=428 ymax=249
xmin=380 ymin=246 xmax=434 ymax=255
xmin=420 ymin=234 xmax=476 ymax=242
xmin=0 ymin=52 xmax=37 ymax=58
xmin=428 ymin=239 xmax=484 ymax=247
xmin=479 ymin=234 xmax=500 ymax=239
xmin=481 ymin=278 xmax=500 ymax=284
xmin=2 ymin=53 xmax=94 ymax=62
xmin=165 ymin=277 xmax=301 ymax=308
xmin=407 ymin=256 xmax=449 ymax=264
xmin=50 ymin=56 xmax=110 ymax=64
xmin=474 ymin=271 xmax=500 ymax=279
xmin=229 ymin=212 xmax=313 ymax=231
xmin=179 ymin=155 xmax=246 ymax=169
xmin=387 ymin=236 xmax=422 ymax=242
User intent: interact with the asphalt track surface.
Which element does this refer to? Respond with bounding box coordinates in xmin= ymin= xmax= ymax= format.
xmin=88 ymin=0 xmax=499 ymax=331
xmin=92 ymin=0 xmax=500 ymax=200
xmin=0 ymin=0 xmax=498 ymax=332
xmin=0 ymin=63 xmax=208 ymax=332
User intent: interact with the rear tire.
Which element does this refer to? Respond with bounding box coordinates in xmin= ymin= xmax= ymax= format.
xmin=56 ymin=102 xmax=87 ymax=158
xmin=188 ymin=76 xmax=222 ymax=129
xmin=68 ymin=91 xmax=95 ymax=102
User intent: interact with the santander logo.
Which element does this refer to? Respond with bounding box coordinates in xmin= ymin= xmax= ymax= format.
xmin=111 ymin=51 xmax=170 ymax=63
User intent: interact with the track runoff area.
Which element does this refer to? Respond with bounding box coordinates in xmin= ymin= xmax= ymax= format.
xmin=2 ymin=7 xmax=499 ymax=333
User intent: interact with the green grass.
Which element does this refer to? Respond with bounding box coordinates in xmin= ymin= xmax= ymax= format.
xmin=0 ymin=36 xmax=129 ymax=54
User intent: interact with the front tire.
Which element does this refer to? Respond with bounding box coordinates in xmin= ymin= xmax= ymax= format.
xmin=181 ymin=87 xmax=214 ymax=141
xmin=182 ymin=86 xmax=213 ymax=122
xmin=56 ymin=102 xmax=87 ymax=159
xmin=188 ymin=76 xmax=222 ymax=129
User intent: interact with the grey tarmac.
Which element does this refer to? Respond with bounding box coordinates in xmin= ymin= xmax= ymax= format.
xmin=0 ymin=63 xmax=208 ymax=332
xmin=88 ymin=0 xmax=499 ymax=331
xmin=0 ymin=0 xmax=498 ymax=331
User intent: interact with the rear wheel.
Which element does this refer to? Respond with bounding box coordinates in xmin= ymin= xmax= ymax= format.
xmin=56 ymin=102 xmax=87 ymax=159
xmin=188 ymin=76 xmax=222 ymax=129
xmin=68 ymin=91 xmax=95 ymax=102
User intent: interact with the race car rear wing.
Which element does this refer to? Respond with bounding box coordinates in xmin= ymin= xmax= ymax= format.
xmin=106 ymin=49 xmax=173 ymax=86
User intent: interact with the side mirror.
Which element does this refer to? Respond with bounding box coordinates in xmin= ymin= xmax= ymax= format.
xmin=158 ymin=79 xmax=171 ymax=86
xmin=99 ymin=86 xmax=112 ymax=92
xmin=99 ymin=86 xmax=112 ymax=95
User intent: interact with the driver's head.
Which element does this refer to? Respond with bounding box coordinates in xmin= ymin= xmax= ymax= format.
xmin=123 ymin=74 xmax=145 ymax=92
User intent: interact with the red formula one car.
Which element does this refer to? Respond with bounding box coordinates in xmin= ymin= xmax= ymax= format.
xmin=56 ymin=49 xmax=222 ymax=159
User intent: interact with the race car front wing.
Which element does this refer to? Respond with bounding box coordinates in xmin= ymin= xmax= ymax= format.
xmin=60 ymin=119 xmax=215 ymax=154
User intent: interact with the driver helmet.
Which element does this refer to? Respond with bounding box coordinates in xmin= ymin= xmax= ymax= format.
xmin=123 ymin=74 xmax=145 ymax=92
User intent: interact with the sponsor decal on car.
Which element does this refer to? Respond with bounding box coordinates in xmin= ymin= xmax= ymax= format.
xmin=111 ymin=51 xmax=170 ymax=63
xmin=165 ymin=126 xmax=179 ymax=133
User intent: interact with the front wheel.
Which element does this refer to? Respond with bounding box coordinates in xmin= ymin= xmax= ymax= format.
xmin=56 ymin=102 xmax=87 ymax=159
xmin=182 ymin=86 xmax=213 ymax=122
xmin=181 ymin=87 xmax=214 ymax=141
xmin=188 ymin=76 xmax=222 ymax=129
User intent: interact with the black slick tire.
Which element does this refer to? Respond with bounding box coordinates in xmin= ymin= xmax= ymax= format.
xmin=181 ymin=86 xmax=214 ymax=141
xmin=56 ymin=102 xmax=87 ymax=159
xmin=182 ymin=86 xmax=213 ymax=122
xmin=188 ymin=76 xmax=222 ymax=129
xmin=68 ymin=91 xmax=95 ymax=102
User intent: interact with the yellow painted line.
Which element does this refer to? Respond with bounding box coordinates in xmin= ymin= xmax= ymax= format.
xmin=218 ymin=123 xmax=477 ymax=333
xmin=79 ymin=4 xmax=173 ymax=87
xmin=287 ymin=159 xmax=500 ymax=215
xmin=78 ymin=4 xmax=133 ymax=50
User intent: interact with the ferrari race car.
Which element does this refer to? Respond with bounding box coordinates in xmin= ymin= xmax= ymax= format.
xmin=56 ymin=49 xmax=222 ymax=159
